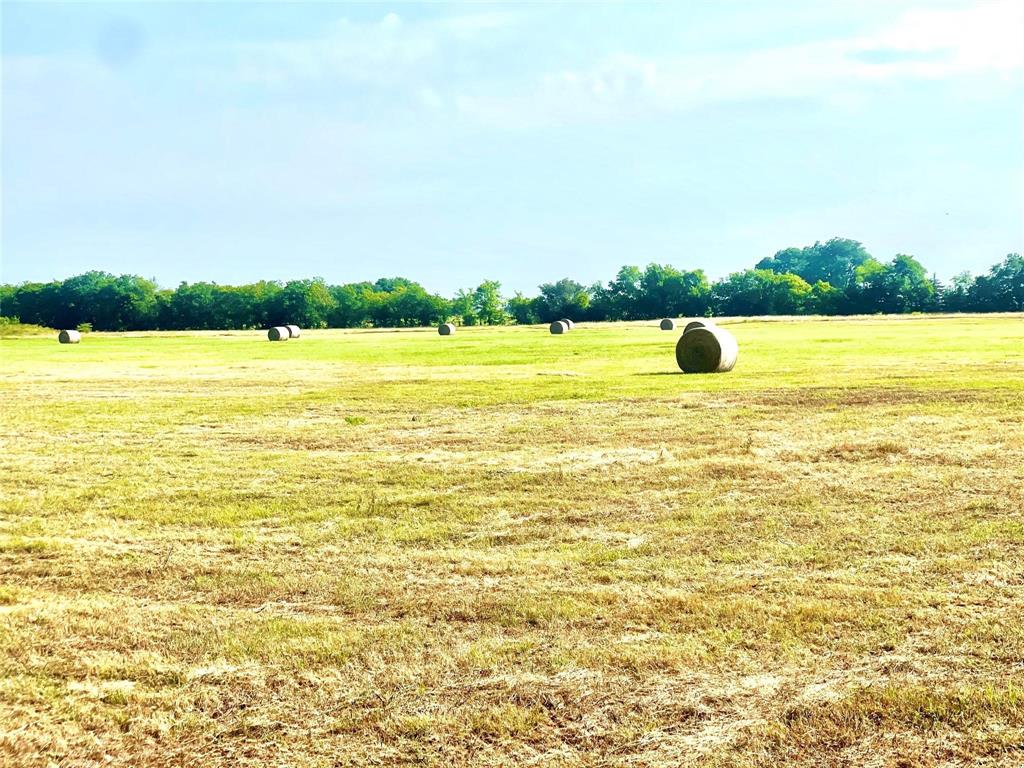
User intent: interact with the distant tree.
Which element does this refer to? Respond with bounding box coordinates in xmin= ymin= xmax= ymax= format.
xmin=2 ymin=246 xmax=1017 ymax=330
xmin=942 ymin=272 xmax=975 ymax=312
xmin=640 ymin=264 xmax=712 ymax=318
xmin=853 ymin=254 xmax=935 ymax=313
xmin=0 ymin=284 xmax=16 ymax=317
xmin=4 ymin=282 xmax=61 ymax=327
xmin=505 ymin=292 xmax=540 ymax=324
xmin=168 ymin=282 xmax=218 ymax=329
xmin=758 ymin=238 xmax=874 ymax=289
xmin=969 ymin=253 xmax=1024 ymax=311
xmin=604 ymin=266 xmax=644 ymax=320
xmin=535 ymin=278 xmax=590 ymax=321
xmin=809 ymin=280 xmax=843 ymax=314
xmin=271 ymin=279 xmax=336 ymax=328
xmin=713 ymin=269 xmax=814 ymax=315
xmin=93 ymin=274 xmax=160 ymax=330
xmin=362 ymin=281 xmax=447 ymax=327
xmin=448 ymin=289 xmax=477 ymax=325
xmin=471 ymin=280 xmax=510 ymax=325
xmin=329 ymin=282 xmax=374 ymax=327
xmin=372 ymin=277 xmax=419 ymax=293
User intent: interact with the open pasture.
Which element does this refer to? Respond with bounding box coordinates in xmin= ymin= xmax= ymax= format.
xmin=1 ymin=316 xmax=1023 ymax=766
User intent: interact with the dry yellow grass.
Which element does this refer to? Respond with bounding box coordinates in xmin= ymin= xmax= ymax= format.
xmin=1 ymin=316 xmax=1022 ymax=766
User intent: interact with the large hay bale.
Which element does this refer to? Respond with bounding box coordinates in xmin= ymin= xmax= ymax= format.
xmin=549 ymin=321 xmax=568 ymax=335
xmin=285 ymin=324 xmax=301 ymax=338
xmin=438 ymin=323 xmax=456 ymax=336
xmin=675 ymin=325 xmax=738 ymax=373
xmin=560 ymin=318 xmax=575 ymax=330
xmin=683 ymin=318 xmax=716 ymax=335
xmin=660 ymin=318 xmax=677 ymax=330
xmin=58 ymin=330 xmax=81 ymax=344
xmin=267 ymin=326 xmax=290 ymax=341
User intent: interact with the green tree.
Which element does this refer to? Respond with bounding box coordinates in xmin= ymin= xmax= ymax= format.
xmin=969 ymin=254 xmax=1024 ymax=311
xmin=853 ymin=254 xmax=935 ymax=313
xmin=639 ymin=264 xmax=711 ymax=318
xmin=535 ymin=278 xmax=590 ymax=322
xmin=604 ymin=266 xmax=643 ymax=320
xmin=942 ymin=272 xmax=975 ymax=312
xmin=758 ymin=238 xmax=874 ymax=289
xmin=471 ymin=280 xmax=510 ymax=325
xmin=448 ymin=289 xmax=476 ymax=325
xmin=505 ymin=292 xmax=540 ymax=324
xmin=712 ymin=269 xmax=814 ymax=315
xmin=272 ymin=279 xmax=336 ymax=328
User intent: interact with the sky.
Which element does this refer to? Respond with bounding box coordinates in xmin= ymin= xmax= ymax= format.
xmin=2 ymin=1 xmax=1022 ymax=295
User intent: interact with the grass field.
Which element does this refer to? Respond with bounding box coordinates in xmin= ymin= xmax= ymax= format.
xmin=2 ymin=315 xmax=1023 ymax=767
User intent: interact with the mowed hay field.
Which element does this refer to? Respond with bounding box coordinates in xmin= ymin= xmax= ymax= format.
xmin=2 ymin=316 xmax=1023 ymax=767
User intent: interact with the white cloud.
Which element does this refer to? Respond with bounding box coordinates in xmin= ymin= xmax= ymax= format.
xmin=230 ymin=10 xmax=519 ymax=88
xmin=857 ymin=1 xmax=1024 ymax=76
xmin=456 ymin=1 xmax=1024 ymax=128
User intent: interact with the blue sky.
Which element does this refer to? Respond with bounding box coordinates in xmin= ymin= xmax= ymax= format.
xmin=3 ymin=1 xmax=1022 ymax=294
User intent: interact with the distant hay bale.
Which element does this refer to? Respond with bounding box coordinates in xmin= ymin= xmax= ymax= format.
xmin=660 ymin=318 xmax=677 ymax=330
xmin=560 ymin=318 xmax=575 ymax=330
xmin=438 ymin=323 xmax=456 ymax=336
xmin=267 ymin=326 xmax=290 ymax=341
xmin=675 ymin=325 xmax=738 ymax=373
xmin=285 ymin=325 xmax=301 ymax=338
xmin=684 ymin=319 xmax=716 ymax=335
xmin=57 ymin=330 xmax=81 ymax=344
xmin=549 ymin=321 xmax=568 ymax=335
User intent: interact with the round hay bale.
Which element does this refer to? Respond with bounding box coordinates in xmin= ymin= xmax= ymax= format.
xmin=285 ymin=324 xmax=301 ymax=338
xmin=675 ymin=326 xmax=738 ymax=373
xmin=549 ymin=321 xmax=568 ymax=335
xmin=560 ymin=318 xmax=575 ymax=330
xmin=660 ymin=318 xmax=677 ymax=330
xmin=683 ymin=318 xmax=716 ymax=335
xmin=58 ymin=329 xmax=81 ymax=344
xmin=267 ymin=326 xmax=290 ymax=341
xmin=438 ymin=323 xmax=456 ymax=336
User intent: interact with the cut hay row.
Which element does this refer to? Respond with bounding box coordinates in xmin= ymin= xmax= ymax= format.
xmin=676 ymin=324 xmax=738 ymax=373
xmin=57 ymin=330 xmax=81 ymax=344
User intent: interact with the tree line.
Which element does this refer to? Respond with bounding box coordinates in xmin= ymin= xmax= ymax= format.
xmin=1 ymin=239 xmax=1021 ymax=331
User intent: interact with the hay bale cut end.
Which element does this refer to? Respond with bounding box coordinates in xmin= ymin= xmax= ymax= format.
xmin=683 ymin=318 xmax=716 ymax=335
xmin=561 ymin=318 xmax=575 ymax=330
xmin=58 ymin=330 xmax=81 ymax=344
xmin=660 ymin=318 xmax=677 ymax=330
xmin=675 ymin=326 xmax=738 ymax=373
xmin=438 ymin=323 xmax=456 ymax=336
xmin=549 ymin=321 xmax=568 ymax=335
xmin=285 ymin=324 xmax=301 ymax=338
xmin=267 ymin=326 xmax=290 ymax=341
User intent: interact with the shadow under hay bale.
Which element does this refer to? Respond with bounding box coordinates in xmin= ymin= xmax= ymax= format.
xmin=58 ymin=330 xmax=81 ymax=344
xmin=438 ymin=323 xmax=456 ymax=336
xmin=676 ymin=325 xmax=738 ymax=373
xmin=285 ymin=325 xmax=301 ymax=338
xmin=550 ymin=321 xmax=569 ymax=335
xmin=267 ymin=326 xmax=290 ymax=341
xmin=660 ymin=318 xmax=677 ymax=330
